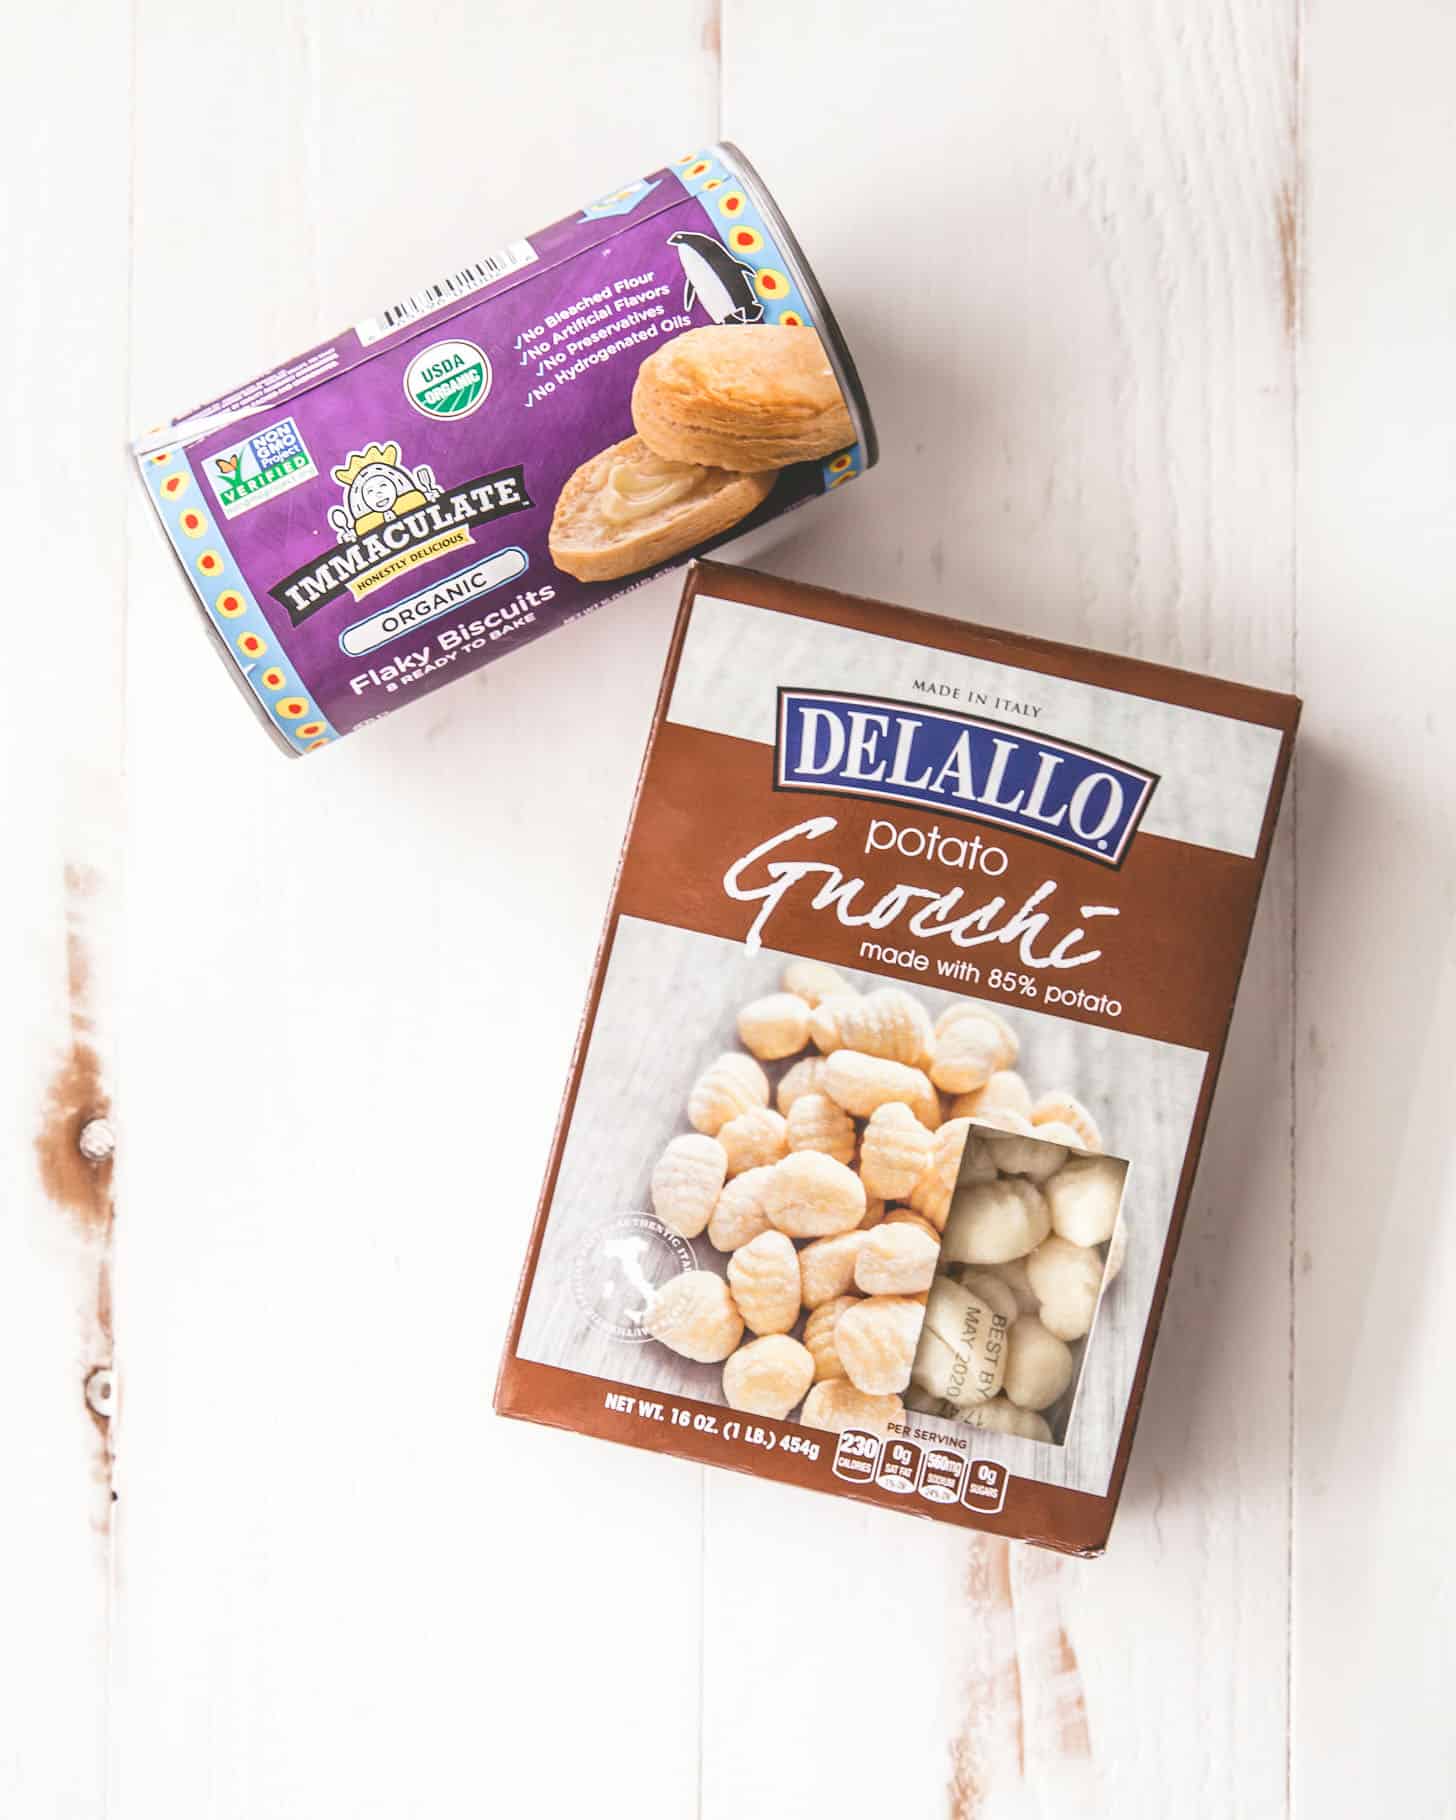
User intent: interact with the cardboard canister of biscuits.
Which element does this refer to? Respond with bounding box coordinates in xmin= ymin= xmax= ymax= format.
xmin=133 ymin=145 xmax=875 ymax=754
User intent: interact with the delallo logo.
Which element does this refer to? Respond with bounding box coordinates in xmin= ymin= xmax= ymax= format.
xmin=774 ymin=689 xmax=1158 ymax=868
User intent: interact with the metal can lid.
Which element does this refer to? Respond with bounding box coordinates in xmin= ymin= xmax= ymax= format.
xmin=714 ymin=141 xmax=879 ymax=472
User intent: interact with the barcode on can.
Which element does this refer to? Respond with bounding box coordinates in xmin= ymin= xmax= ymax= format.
xmin=354 ymin=240 xmax=539 ymax=347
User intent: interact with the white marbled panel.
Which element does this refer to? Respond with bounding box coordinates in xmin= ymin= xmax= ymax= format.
xmin=669 ymin=594 xmax=1285 ymax=857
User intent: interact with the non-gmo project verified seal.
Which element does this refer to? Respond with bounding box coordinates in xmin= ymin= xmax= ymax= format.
xmin=206 ymin=416 xmax=318 ymax=519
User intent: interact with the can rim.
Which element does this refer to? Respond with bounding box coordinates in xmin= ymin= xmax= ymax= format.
xmin=132 ymin=462 xmax=301 ymax=757
xmin=713 ymin=140 xmax=879 ymax=472
xmin=190 ymin=582 xmax=303 ymax=756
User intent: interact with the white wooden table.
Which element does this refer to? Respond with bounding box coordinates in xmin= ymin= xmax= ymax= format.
xmin=4 ymin=4 xmax=1454 ymax=1815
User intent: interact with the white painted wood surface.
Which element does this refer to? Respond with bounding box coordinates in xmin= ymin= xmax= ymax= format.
xmin=2 ymin=2 xmax=1452 ymax=1815
xmin=1 ymin=4 xmax=127 ymax=1815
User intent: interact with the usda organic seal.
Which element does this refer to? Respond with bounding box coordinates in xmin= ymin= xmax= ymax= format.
xmin=404 ymin=339 xmax=491 ymax=420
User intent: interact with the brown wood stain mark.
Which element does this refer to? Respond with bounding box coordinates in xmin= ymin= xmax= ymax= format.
xmin=1276 ymin=179 xmax=1299 ymax=345
xmin=1015 ymin=1546 xmax=1093 ymax=1764
xmin=948 ymin=1538 xmax=1095 ymax=1817
xmin=33 ymin=864 xmax=116 ymax=1516
xmin=1051 ymin=1625 xmax=1091 ymax=1758
xmin=96 ymin=1254 xmax=113 ymax=1349
xmin=87 ymin=1259 xmax=115 ymax=1461
xmin=34 ymin=865 xmax=113 ymax=1239
xmin=947 ymin=1535 xmax=1023 ymax=1819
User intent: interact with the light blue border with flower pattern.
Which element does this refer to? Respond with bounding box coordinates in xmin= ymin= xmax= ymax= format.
xmin=136 ymin=449 xmax=340 ymax=753
xmin=670 ymin=148 xmax=866 ymax=490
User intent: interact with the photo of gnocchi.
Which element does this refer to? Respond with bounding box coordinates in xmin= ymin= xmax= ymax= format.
xmin=637 ymin=958 xmax=1129 ymax=1445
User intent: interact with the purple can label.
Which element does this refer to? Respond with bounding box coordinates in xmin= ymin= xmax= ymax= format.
xmin=135 ymin=146 xmax=873 ymax=753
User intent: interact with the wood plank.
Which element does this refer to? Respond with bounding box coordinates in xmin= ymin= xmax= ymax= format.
xmin=0 ymin=3 xmax=130 ymax=1815
xmin=118 ymin=4 xmax=718 ymax=1815
xmin=710 ymin=3 xmax=1299 ymax=1812
xmin=1294 ymin=3 xmax=1456 ymax=1810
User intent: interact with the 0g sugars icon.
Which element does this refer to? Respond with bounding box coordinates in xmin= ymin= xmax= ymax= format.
xmin=404 ymin=338 xmax=492 ymax=420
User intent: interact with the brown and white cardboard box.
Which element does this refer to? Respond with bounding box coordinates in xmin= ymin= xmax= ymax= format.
xmin=496 ymin=560 xmax=1299 ymax=1554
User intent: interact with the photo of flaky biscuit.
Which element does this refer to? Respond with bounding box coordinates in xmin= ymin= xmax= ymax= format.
xmin=548 ymin=434 xmax=774 ymax=582
xmin=631 ymin=325 xmax=854 ymax=471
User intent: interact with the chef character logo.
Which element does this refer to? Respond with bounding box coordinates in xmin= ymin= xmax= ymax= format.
xmin=328 ymin=442 xmax=440 ymax=544
xmin=667 ymin=230 xmax=764 ymax=325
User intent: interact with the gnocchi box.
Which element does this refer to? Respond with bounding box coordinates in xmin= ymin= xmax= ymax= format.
xmin=495 ymin=560 xmax=1299 ymax=1554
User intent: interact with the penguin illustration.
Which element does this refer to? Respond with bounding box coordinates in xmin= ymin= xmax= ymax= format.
xmin=667 ymin=230 xmax=764 ymax=324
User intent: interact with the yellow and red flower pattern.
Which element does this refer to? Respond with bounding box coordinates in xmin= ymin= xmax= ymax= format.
xmin=724 ymin=225 xmax=764 ymax=257
xmin=137 ymin=444 xmax=337 ymax=752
